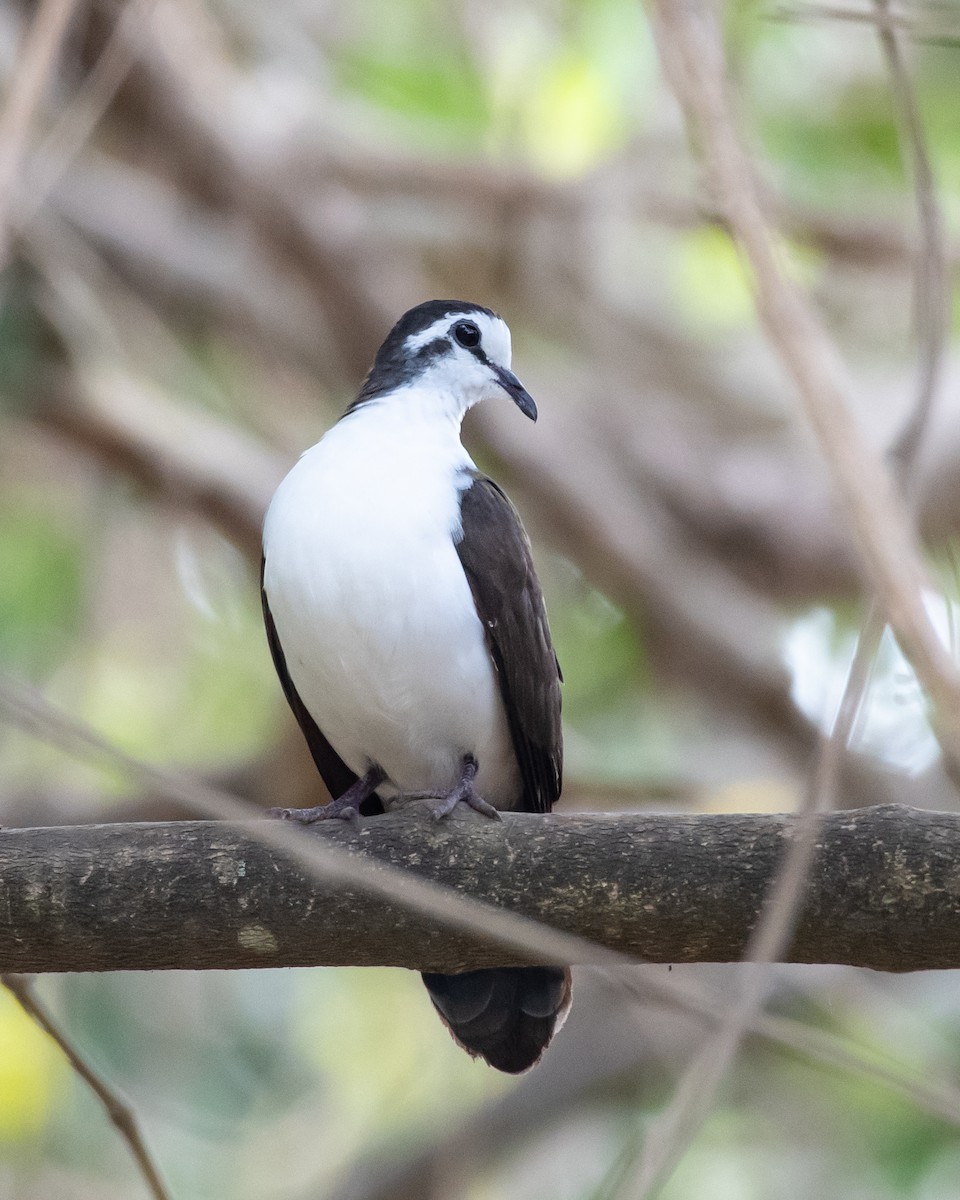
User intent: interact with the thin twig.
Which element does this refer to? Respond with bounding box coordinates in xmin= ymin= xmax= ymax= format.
xmin=649 ymin=0 xmax=960 ymax=765
xmin=770 ymin=3 xmax=911 ymax=30
xmin=618 ymin=679 xmax=862 ymax=1197
xmin=746 ymin=0 xmax=953 ymax=1014
xmin=877 ymin=0 xmax=950 ymax=479
xmin=610 ymin=971 xmax=960 ymax=1130
xmin=624 ymin=3 xmax=955 ymax=1194
xmin=22 ymin=0 xmax=161 ymax=234
xmin=336 ymin=958 xmax=960 ymax=1200
xmin=772 ymin=1 xmax=960 ymax=45
xmin=0 ymin=0 xmax=79 ymax=263
xmin=735 ymin=0 xmax=955 ymax=1024
xmin=800 ymin=0 xmax=954 ymax=925
xmin=1 ymin=973 xmax=171 ymax=1200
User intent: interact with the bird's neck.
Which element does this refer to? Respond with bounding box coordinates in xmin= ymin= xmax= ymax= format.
xmin=337 ymin=386 xmax=474 ymax=472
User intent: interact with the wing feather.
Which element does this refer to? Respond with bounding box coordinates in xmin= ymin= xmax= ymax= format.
xmin=455 ymin=476 xmax=562 ymax=814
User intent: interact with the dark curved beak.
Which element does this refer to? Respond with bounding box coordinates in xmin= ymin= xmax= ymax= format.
xmin=493 ymin=365 xmax=538 ymax=422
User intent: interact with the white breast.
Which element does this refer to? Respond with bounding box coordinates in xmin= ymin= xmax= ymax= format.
xmin=262 ymin=395 xmax=521 ymax=807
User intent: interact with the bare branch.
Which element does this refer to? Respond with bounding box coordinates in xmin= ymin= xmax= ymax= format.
xmin=626 ymin=5 xmax=956 ymax=1192
xmin=1 ymin=973 xmax=171 ymax=1200
xmin=6 ymin=674 xmax=960 ymax=1167
xmin=1 ymin=804 xmax=960 ymax=974
xmin=773 ymin=1 xmax=960 ymax=43
xmin=648 ymin=0 xmax=960 ymax=761
xmin=0 ymin=672 xmax=625 ymax=973
xmin=876 ymin=0 xmax=951 ymax=478
xmin=329 ymin=962 xmax=960 ymax=1200
xmin=0 ymin=0 xmax=79 ymax=261
xmin=34 ymin=366 xmax=282 ymax=561
xmin=23 ymin=0 xmax=160 ymax=226
xmin=474 ymin=403 xmax=814 ymax=749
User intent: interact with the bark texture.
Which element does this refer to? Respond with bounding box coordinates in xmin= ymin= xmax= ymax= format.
xmin=1 ymin=804 xmax=957 ymax=974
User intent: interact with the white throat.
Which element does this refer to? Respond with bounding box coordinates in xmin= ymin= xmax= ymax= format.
xmin=349 ymin=380 xmax=477 ymax=441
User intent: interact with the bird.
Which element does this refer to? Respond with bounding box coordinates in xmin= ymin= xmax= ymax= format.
xmin=260 ymin=299 xmax=570 ymax=1073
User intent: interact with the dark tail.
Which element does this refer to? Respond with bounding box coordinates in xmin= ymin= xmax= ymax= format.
xmin=421 ymin=966 xmax=572 ymax=1074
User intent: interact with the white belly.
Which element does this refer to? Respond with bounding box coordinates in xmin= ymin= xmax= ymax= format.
xmin=262 ymin=406 xmax=521 ymax=808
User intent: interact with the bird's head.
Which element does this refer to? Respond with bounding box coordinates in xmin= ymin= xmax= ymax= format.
xmin=351 ymin=301 xmax=537 ymax=423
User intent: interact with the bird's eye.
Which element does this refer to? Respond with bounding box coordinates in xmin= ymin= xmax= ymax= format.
xmin=453 ymin=321 xmax=481 ymax=349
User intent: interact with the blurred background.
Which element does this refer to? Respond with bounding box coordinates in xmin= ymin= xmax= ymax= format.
xmin=2 ymin=0 xmax=960 ymax=1196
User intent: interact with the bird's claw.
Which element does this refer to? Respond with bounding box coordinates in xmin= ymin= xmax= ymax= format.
xmin=431 ymin=786 xmax=500 ymax=822
xmin=265 ymin=802 xmax=360 ymax=824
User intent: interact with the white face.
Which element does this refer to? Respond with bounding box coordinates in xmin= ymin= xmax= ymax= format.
xmin=403 ymin=310 xmax=514 ymax=410
xmin=350 ymin=303 xmax=537 ymax=426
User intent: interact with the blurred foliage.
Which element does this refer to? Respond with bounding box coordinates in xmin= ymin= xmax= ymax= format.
xmin=2 ymin=0 xmax=960 ymax=1196
xmin=671 ymin=227 xmax=756 ymax=331
xmin=0 ymin=502 xmax=84 ymax=675
xmin=0 ymin=267 xmax=60 ymax=402
xmin=334 ymin=0 xmax=650 ymax=171
xmin=0 ymin=990 xmax=67 ymax=1142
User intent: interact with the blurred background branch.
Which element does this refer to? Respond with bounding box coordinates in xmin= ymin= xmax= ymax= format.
xmin=621 ymin=1 xmax=956 ymax=1192
xmin=1 ymin=972 xmax=171 ymax=1200
xmin=0 ymin=0 xmax=78 ymax=260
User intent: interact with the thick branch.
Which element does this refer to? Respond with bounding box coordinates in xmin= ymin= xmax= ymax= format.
xmin=2 ymin=804 xmax=959 ymax=974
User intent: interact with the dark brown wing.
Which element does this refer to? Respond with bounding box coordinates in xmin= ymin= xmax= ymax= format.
xmin=455 ymin=476 xmax=562 ymax=814
xmin=260 ymin=558 xmax=383 ymax=816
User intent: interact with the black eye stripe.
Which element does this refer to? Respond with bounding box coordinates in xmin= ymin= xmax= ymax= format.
xmin=414 ymin=336 xmax=451 ymax=363
xmin=347 ymin=306 xmax=499 ymax=412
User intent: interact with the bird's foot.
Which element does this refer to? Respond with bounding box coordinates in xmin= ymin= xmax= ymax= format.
xmin=266 ymin=797 xmax=360 ymax=825
xmin=403 ymin=756 xmax=500 ymax=822
xmin=266 ymin=766 xmax=385 ymax=825
xmin=431 ymin=782 xmax=500 ymax=822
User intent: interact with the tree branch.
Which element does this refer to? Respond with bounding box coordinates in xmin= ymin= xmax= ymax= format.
xmin=2 ymin=804 xmax=959 ymax=974
xmin=649 ymin=0 xmax=960 ymax=761
xmin=0 ymin=0 xmax=79 ymax=263
xmin=1 ymin=973 xmax=171 ymax=1200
